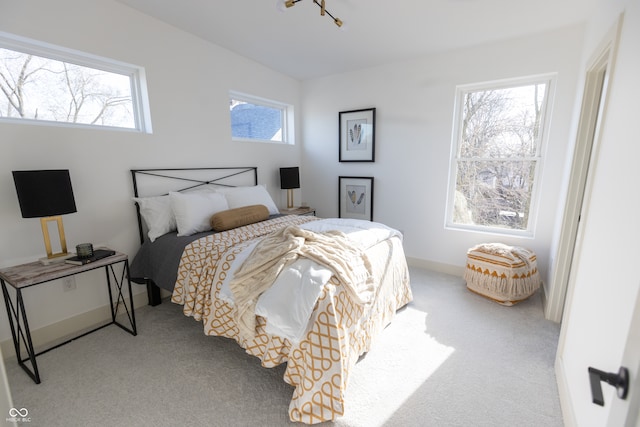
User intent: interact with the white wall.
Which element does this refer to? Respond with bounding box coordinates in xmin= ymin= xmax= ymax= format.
xmin=0 ymin=0 xmax=303 ymax=343
xmin=301 ymin=25 xmax=585 ymax=293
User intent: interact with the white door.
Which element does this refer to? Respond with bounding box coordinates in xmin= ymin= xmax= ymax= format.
xmin=606 ymin=288 xmax=640 ymax=426
xmin=556 ymin=7 xmax=640 ymax=427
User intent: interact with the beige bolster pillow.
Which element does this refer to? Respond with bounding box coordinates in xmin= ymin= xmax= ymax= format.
xmin=210 ymin=204 xmax=270 ymax=232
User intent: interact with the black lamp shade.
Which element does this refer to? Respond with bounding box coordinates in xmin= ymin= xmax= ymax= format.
xmin=280 ymin=167 xmax=300 ymax=190
xmin=13 ymin=170 xmax=77 ymax=218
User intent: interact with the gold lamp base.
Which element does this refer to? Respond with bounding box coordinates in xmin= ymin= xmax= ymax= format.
xmin=286 ymin=189 xmax=295 ymax=209
xmin=39 ymin=216 xmax=71 ymax=264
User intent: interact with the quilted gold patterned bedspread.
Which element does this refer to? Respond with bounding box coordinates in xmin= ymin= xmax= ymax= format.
xmin=171 ymin=215 xmax=413 ymax=424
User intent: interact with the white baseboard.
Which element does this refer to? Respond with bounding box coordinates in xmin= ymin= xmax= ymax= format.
xmin=406 ymin=257 xmax=465 ymax=277
xmin=1 ymin=292 xmax=148 ymax=362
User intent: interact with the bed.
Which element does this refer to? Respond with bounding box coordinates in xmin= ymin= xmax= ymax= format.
xmin=128 ymin=167 xmax=413 ymax=424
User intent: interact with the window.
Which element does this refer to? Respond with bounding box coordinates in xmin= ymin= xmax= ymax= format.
xmin=0 ymin=32 xmax=152 ymax=132
xmin=446 ymin=75 xmax=554 ymax=236
xmin=230 ymin=91 xmax=292 ymax=144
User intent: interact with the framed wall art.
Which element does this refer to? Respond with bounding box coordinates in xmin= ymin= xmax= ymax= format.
xmin=339 ymin=176 xmax=374 ymax=221
xmin=339 ymin=108 xmax=375 ymax=162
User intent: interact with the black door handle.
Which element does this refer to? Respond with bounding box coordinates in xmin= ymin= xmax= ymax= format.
xmin=588 ymin=366 xmax=629 ymax=406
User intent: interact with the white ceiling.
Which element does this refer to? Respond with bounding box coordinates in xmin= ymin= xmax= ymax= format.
xmin=116 ymin=0 xmax=595 ymax=81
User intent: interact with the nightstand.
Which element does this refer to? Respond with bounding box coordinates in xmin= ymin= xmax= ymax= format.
xmin=280 ymin=207 xmax=316 ymax=216
xmin=0 ymin=250 xmax=137 ymax=384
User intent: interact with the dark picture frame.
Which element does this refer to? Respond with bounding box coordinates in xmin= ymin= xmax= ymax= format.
xmin=339 ymin=176 xmax=374 ymax=221
xmin=339 ymin=108 xmax=376 ymax=162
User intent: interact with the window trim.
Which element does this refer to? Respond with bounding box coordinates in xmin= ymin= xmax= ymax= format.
xmin=444 ymin=73 xmax=556 ymax=237
xmin=0 ymin=31 xmax=152 ymax=133
xmin=229 ymin=90 xmax=293 ymax=145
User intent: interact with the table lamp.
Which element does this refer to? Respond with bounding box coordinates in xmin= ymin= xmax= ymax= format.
xmin=279 ymin=167 xmax=300 ymax=209
xmin=12 ymin=170 xmax=77 ymax=263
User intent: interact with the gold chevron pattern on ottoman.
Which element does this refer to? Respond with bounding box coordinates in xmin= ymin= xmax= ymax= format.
xmin=171 ymin=215 xmax=412 ymax=424
xmin=464 ymin=243 xmax=541 ymax=306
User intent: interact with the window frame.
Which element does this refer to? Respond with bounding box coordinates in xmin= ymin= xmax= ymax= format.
xmin=229 ymin=90 xmax=293 ymax=145
xmin=0 ymin=31 xmax=152 ymax=133
xmin=444 ymin=74 xmax=556 ymax=237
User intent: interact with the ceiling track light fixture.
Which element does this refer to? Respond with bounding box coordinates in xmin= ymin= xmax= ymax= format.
xmin=283 ymin=0 xmax=344 ymax=27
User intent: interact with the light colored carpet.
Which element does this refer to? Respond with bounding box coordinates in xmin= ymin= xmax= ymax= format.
xmin=4 ymin=267 xmax=562 ymax=426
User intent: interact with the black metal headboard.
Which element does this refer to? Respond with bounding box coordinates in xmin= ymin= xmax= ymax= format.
xmin=131 ymin=167 xmax=258 ymax=244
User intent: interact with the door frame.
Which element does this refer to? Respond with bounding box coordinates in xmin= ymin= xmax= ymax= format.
xmin=554 ymin=14 xmax=624 ymax=425
xmin=545 ymin=14 xmax=621 ymax=324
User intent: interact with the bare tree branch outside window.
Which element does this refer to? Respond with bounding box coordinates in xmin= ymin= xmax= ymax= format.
xmin=0 ymin=48 xmax=135 ymax=128
xmin=451 ymin=82 xmax=549 ymax=232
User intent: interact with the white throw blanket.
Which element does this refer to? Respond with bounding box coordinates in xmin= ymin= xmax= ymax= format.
xmin=226 ymin=218 xmax=402 ymax=343
xmin=229 ymin=226 xmax=371 ymax=342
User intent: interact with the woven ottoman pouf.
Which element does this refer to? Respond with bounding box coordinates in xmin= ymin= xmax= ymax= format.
xmin=464 ymin=243 xmax=541 ymax=306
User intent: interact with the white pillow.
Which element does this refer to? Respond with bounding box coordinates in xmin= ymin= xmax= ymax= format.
xmin=182 ymin=184 xmax=220 ymax=195
xmin=132 ymin=195 xmax=176 ymax=242
xmin=170 ymin=191 xmax=229 ymax=236
xmin=220 ymin=185 xmax=279 ymax=215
